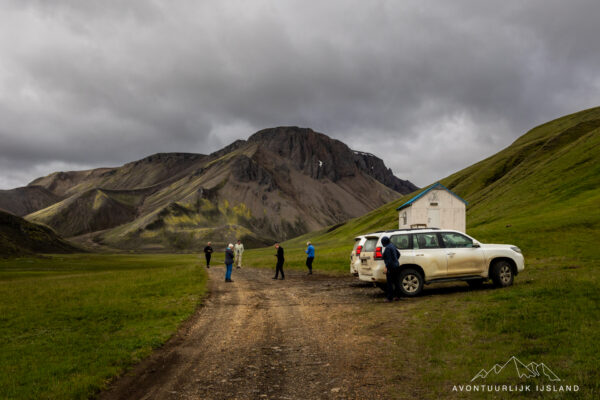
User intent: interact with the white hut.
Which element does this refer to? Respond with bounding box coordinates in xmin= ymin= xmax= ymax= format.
xmin=397 ymin=183 xmax=467 ymax=232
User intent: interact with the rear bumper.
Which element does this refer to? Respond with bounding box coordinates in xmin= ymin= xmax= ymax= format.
xmin=358 ymin=262 xmax=386 ymax=282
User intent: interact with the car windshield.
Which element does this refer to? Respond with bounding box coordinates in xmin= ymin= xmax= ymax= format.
xmin=363 ymin=238 xmax=379 ymax=252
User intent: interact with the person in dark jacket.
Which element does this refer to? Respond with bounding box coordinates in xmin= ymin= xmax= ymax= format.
xmin=381 ymin=236 xmax=401 ymax=302
xmin=203 ymin=242 xmax=213 ymax=268
xmin=224 ymin=243 xmax=234 ymax=282
xmin=305 ymin=241 xmax=315 ymax=275
xmin=273 ymin=243 xmax=285 ymax=280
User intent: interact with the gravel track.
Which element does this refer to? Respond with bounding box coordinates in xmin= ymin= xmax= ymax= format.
xmin=98 ymin=267 xmax=389 ymax=400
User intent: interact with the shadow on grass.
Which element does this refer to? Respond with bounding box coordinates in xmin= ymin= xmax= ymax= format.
xmin=355 ymin=281 xmax=502 ymax=300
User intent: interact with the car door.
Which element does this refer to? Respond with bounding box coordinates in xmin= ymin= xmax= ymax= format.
xmin=390 ymin=234 xmax=414 ymax=265
xmin=412 ymin=232 xmax=447 ymax=279
xmin=359 ymin=236 xmax=379 ymax=276
xmin=439 ymin=232 xmax=485 ymax=276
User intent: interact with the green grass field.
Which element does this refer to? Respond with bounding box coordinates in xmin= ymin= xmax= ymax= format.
xmin=1 ymin=107 xmax=598 ymax=399
xmin=0 ymin=254 xmax=207 ymax=400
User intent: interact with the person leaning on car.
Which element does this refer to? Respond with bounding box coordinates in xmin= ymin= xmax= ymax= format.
xmin=381 ymin=236 xmax=401 ymax=302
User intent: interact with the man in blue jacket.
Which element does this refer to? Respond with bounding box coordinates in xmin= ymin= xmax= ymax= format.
xmin=381 ymin=236 xmax=401 ymax=302
xmin=305 ymin=241 xmax=315 ymax=275
xmin=224 ymin=243 xmax=235 ymax=282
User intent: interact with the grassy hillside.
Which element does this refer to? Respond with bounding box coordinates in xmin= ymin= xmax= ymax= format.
xmin=26 ymin=189 xmax=142 ymax=237
xmin=0 ymin=211 xmax=78 ymax=257
xmin=244 ymin=106 xmax=600 ymax=269
xmin=242 ymin=107 xmax=600 ymax=398
xmin=0 ymin=254 xmax=207 ymax=399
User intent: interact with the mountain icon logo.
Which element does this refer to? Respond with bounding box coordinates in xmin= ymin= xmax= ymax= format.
xmin=471 ymin=356 xmax=561 ymax=382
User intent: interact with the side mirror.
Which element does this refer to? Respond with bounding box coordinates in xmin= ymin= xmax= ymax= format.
xmin=472 ymin=241 xmax=481 ymax=248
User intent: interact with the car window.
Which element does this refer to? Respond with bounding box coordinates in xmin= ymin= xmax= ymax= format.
xmin=352 ymin=239 xmax=361 ymax=252
xmin=363 ymin=238 xmax=378 ymax=252
xmin=390 ymin=234 xmax=411 ymax=250
xmin=413 ymin=233 xmax=440 ymax=249
xmin=440 ymin=232 xmax=473 ymax=248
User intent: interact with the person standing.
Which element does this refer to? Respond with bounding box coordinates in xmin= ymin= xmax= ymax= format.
xmin=381 ymin=236 xmax=401 ymax=302
xmin=224 ymin=243 xmax=234 ymax=282
xmin=234 ymin=239 xmax=244 ymax=269
xmin=273 ymin=243 xmax=285 ymax=280
xmin=203 ymin=242 xmax=213 ymax=268
xmin=305 ymin=241 xmax=315 ymax=275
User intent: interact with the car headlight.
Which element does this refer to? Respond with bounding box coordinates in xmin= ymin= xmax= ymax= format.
xmin=510 ymin=246 xmax=522 ymax=254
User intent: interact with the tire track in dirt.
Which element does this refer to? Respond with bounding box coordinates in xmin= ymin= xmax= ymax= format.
xmin=98 ymin=267 xmax=391 ymax=400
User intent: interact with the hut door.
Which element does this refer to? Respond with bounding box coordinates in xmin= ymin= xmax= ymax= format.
xmin=427 ymin=209 xmax=440 ymax=228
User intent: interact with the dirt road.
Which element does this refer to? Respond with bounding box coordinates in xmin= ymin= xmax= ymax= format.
xmin=99 ymin=267 xmax=393 ymax=400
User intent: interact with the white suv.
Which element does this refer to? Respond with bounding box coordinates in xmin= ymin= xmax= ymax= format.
xmin=350 ymin=235 xmax=374 ymax=276
xmin=357 ymin=228 xmax=524 ymax=296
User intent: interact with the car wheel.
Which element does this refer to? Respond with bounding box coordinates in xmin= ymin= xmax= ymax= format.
xmin=399 ymin=268 xmax=424 ymax=297
xmin=491 ymin=260 xmax=514 ymax=288
xmin=467 ymin=279 xmax=486 ymax=288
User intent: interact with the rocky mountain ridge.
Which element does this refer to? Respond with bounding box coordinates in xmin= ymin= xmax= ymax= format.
xmin=2 ymin=127 xmax=417 ymax=250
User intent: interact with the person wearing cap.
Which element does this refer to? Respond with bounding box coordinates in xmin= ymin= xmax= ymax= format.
xmin=224 ymin=243 xmax=235 ymax=282
xmin=381 ymin=236 xmax=401 ymax=302
xmin=305 ymin=241 xmax=315 ymax=275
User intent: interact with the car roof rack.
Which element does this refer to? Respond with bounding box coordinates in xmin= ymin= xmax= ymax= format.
xmin=360 ymin=228 xmax=441 ymax=236
xmin=388 ymin=228 xmax=441 ymax=232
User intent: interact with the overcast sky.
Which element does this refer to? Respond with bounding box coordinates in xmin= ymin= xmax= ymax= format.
xmin=1 ymin=0 xmax=599 ymax=189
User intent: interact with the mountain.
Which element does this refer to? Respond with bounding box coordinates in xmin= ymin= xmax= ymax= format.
xmin=526 ymin=362 xmax=561 ymax=381
xmin=16 ymin=127 xmax=416 ymax=250
xmin=471 ymin=356 xmax=537 ymax=381
xmin=0 ymin=186 xmax=62 ymax=216
xmin=274 ymin=106 xmax=600 ymax=261
xmin=0 ymin=210 xmax=78 ymax=257
xmin=471 ymin=356 xmax=560 ymax=382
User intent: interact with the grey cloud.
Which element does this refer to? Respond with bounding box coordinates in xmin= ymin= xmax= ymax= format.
xmin=1 ymin=0 xmax=599 ymax=189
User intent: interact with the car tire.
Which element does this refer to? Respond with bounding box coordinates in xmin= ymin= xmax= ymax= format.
xmin=399 ymin=268 xmax=424 ymax=297
xmin=467 ymin=279 xmax=486 ymax=288
xmin=491 ymin=260 xmax=514 ymax=288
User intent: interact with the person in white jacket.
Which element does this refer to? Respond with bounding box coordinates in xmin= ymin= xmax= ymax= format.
xmin=234 ymin=240 xmax=244 ymax=269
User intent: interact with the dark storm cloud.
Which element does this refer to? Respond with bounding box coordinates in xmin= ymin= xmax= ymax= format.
xmin=1 ymin=0 xmax=599 ymax=189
